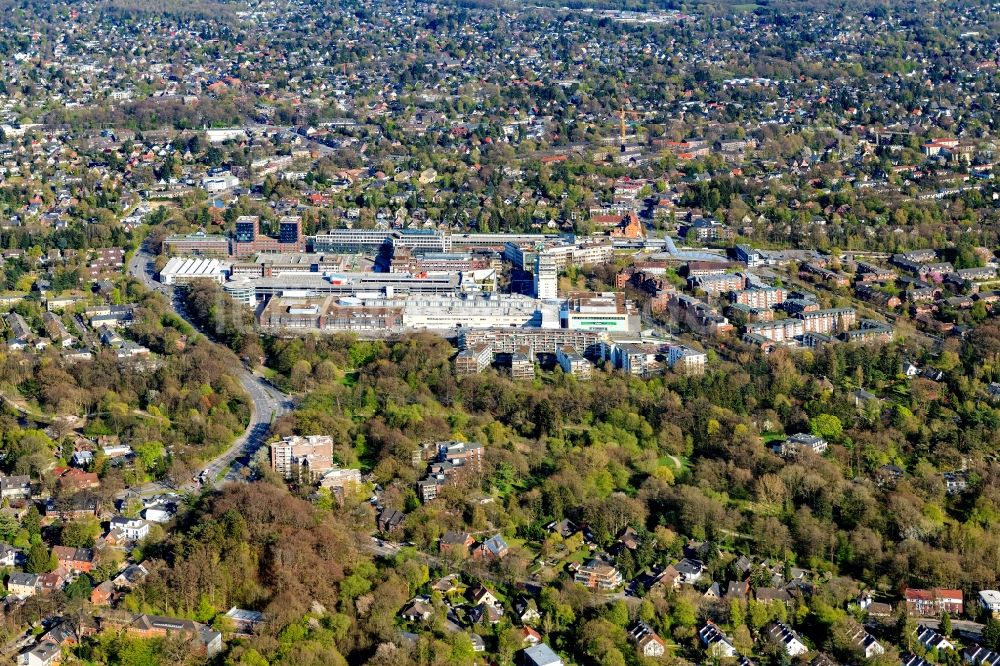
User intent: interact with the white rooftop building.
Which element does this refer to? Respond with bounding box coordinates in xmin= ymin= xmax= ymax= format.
xmin=159 ymin=257 xmax=229 ymax=285
xmin=980 ymin=590 xmax=1000 ymax=613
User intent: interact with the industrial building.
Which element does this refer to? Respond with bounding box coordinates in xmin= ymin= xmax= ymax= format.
xmin=223 ymin=281 xmax=256 ymax=306
xmin=158 ymin=257 xmax=228 ymax=285
xmin=230 ymin=252 xmax=374 ymax=279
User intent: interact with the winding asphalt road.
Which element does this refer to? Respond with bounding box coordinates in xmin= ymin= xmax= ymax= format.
xmin=127 ymin=245 xmax=292 ymax=491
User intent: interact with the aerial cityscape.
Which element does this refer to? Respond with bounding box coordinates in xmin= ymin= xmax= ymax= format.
xmin=0 ymin=0 xmax=1000 ymax=663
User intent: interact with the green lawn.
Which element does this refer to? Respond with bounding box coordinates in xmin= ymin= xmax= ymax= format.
xmin=657 ymin=454 xmax=688 ymax=472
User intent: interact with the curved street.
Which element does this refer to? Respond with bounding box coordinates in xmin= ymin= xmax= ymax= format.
xmin=127 ymin=244 xmax=292 ymax=491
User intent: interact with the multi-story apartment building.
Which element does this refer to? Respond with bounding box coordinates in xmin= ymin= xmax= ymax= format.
xmin=269 ymin=435 xmax=334 ymax=482
xmin=455 ymin=344 xmax=493 ymax=375
xmin=556 ymin=345 xmax=593 ymax=379
xmin=731 ymin=287 xmax=786 ymax=309
xmin=458 ymin=328 xmax=602 ymax=358
xmin=668 ymin=345 xmax=707 ymax=375
xmin=534 ymin=250 xmax=558 ymax=300
xmin=799 ymin=308 xmax=856 ymax=334
xmin=689 ymin=273 xmax=746 ymax=295
xmin=510 ymin=351 xmax=535 ymax=380
xmin=574 ymin=559 xmax=623 ymax=590
xmin=744 ymin=319 xmax=804 ymax=342
xmin=667 ymin=294 xmax=733 ymax=336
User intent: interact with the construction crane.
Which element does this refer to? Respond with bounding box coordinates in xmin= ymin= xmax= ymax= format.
xmin=618 ymin=107 xmax=642 ymax=153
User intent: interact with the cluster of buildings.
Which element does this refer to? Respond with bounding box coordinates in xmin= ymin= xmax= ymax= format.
xmin=267 ymin=434 xmax=362 ymax=497
xmin=414 ymin=441 xmax=485 ymax=502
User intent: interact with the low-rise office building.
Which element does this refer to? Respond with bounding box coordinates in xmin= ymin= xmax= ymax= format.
xmin=162 ymin=232 xmax=230 ymax=256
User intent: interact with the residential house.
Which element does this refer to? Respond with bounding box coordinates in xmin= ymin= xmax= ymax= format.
xmin=468 ymin=602 xmax=504 ymax=624
xmin=399 ymin=598 xmax=435 ymax=623
xmin=17 ymin=641 xmax=60 ymax=666
xmin=108 ymin=516 xmax=149 ymax=542
xmin=915 ymin=625 xmax=954 ymax=652
xmin=809 ymin=655 xmax=840 ymax=666
xmin=37 ymin=571 xmax=65 ymax=594
xmin=514 ymin=597 xmax=541 ymax=625
xmin=0 ymin=543 xmax=20 ymax=566
xmin=112 ymin=563 xmax=149 ymax=589
xmin=733 ymin=555 xmax=753 ymax=580
xmin=699 ymin=622 xmax=738 ymax=659
xmin=142 ymin=503 xmax=175 ymax=523
xmin=546 ymin=518 xmax=578 ymax=539
xmin=675 ymin=558 xmax=705 ymax=584
xmin=0 ymin=474 xmax=32 ymax=501
xmin=7 ymin=572 xmax=39 ymax=597
xmin=123 ymin=615 xmax=222 ymax=657
xmin=440 ymin=531 xmax=474 ymax=556
xmin=431 ymin=574 xmax=461 ymax=595
xmin=650 ymin=565 xmax=681 ymax=592
xmin=52 ymin=546 xmax=94 ymax=573
xmin=629 ymin=621 xmax=667 ymax=657
xmin=964 ymin=645 xmax=1000 ymax=666
xmin=845 ymin=623 xmax=885 ymax=659
xmin=774 ymin=433 xmax=828 ymax=457
xmin=45 ymin=495 xmax=99 ymax=521
xmin=901 ymin=655 xmax=933 ymax=666
xmin=224 ymin=608 xmax=265 ymax=636
xmin=52 ymin=467 xmax=99 ymax=493
xmin=766 ymin=622 xmax=809 ymax=656
xmin=520 ymin=626 xmax=542 ymax=646
xmin=377 ymin=507 xmax=405 ymax=533
xmin=477 ymin=534 xmax=510 ymax=560
xmin=726 ymin=580 xmax=750 ymax=601
xmin=905 ymin=588 xmax=963 ymax=616
xmin=756 ymin=587 xmax=793 ymax=606
xmin=91 ymin=580 xmax=115 ymax=606
xmin=522 ymin=644 xmax=563 ymax=666
xmin=469 ymin=584 xmax=500 ymax=609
